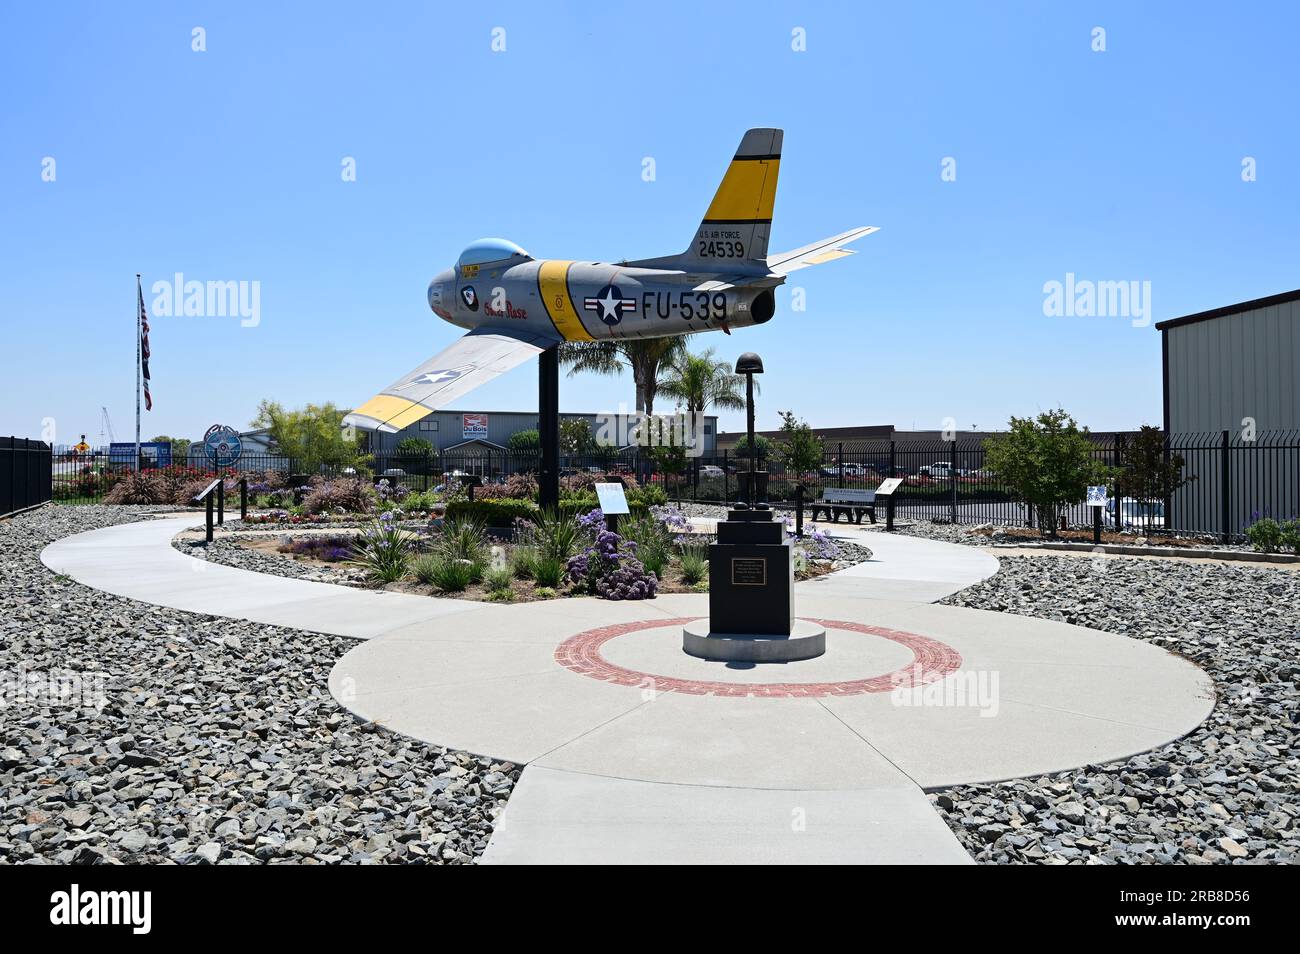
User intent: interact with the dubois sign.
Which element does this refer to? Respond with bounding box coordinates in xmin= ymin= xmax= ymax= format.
xmin=462 ymin=413 xmax=488 ymax=439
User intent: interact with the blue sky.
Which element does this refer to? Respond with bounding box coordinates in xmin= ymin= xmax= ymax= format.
xmin=3 ymin=1 xmax=1297 ymax=445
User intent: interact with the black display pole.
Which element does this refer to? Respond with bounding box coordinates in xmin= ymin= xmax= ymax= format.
xmin=745 ymin=371 xmax=756 ymax=506
xmin=538 ymin=346 xmax=559 ymax=511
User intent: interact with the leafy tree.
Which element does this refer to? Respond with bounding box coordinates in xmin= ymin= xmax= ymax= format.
xmin=984 ymin=408 xmax=1111 ymax=537
xmin=1115 ymin=424 xmax=1192 ymax=516
xmin=393 ymin=436 xmax=437 ymax=475
xmin=395 ymin=436 xmax=435 ymax=456
xmin=657 ymin=346 xmax=750 ymax=420
xmin=559 ymin=338 xmax=686 ymax=415
xmin=773 ymin=411 xmax=823 ymax=474
xmin=251 ymin=400 xmax=365 ymax=473
xmin=731 ymin=433 xmax=772 ymax=460
xmin=559 ymin=418 xmax=593 ymax=455
xmin=508 ymin=429 xmax=540 ymax=453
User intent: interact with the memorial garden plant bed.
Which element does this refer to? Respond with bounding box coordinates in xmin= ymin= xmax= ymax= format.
xmin=173 ymin=507 xmax=861 ymax=602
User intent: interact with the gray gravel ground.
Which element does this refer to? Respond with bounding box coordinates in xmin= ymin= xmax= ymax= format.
xmin=0 ymin=505 xmax=516 ymax=865
xmin=931 ymin=552 xmax=1300 ymax=864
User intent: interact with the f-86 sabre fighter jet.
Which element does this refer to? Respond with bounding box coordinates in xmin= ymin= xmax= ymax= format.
xmin=343 ymin=127 xmax=877 ymax=434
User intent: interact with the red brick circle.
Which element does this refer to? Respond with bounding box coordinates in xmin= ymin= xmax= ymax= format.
xmin=553 ymin=617 xmax=962 ymax=698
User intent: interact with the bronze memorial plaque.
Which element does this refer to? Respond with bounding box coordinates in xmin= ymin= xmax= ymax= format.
xmin=731 ymin=557 xmax=767 ymax=586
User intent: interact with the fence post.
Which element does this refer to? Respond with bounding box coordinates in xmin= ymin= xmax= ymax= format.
xmin=239 ymin=477 xmax=248 ymax=521
xmin=794 ymin=483 xmax=804 ymax=538
xmin=950 ymin=438 xmax=958 ymax=524
xmin=205 ymin=492 xmax=214 ymax=543
xmin=838 ymin=442 xmax=844 ymax=489
xmin=1220 ymin=429 xmax=1231 ymax=543
xmin=217 ymin=477 xmax=225 ymax=526
xmin=723 ymin=449 xmax=730 ymax=504
xmin=886 ymin=439 xmax=896 ymax=531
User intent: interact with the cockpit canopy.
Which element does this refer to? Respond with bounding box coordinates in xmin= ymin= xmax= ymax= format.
xmin=457 ymin=238 xmax=530 ymax=270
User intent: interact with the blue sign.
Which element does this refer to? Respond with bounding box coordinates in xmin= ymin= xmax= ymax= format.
xmin=108 ymin=442 xmax=173 ymax=467
xmin=203 ymin=425 xmax=243 ymax=467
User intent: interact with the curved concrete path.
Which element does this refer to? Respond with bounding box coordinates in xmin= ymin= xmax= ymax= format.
xmin=41 ymin=513 xmax=1215 ymax=865
xmin=42 ymin=514 xmax=480 ymax=640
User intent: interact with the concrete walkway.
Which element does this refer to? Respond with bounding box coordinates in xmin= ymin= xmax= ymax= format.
xmin=41 ymin=514 xmax=1215 ymax=865
xmin=42 ymin=514 xmax=479 ymax=640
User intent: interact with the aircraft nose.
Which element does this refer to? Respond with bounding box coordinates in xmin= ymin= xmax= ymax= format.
xmin=428 ymin=269 xmax=454 ymax=313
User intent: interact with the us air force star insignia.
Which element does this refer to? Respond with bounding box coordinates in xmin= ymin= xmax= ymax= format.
xmin=393 ymin=366 xmax=470 ymax=392
xmin=583 ymin=284 xmax=637 ymax=326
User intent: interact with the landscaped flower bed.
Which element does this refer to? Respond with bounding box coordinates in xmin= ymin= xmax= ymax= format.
xmin=195 ymin=504 xmax=861 ymax=603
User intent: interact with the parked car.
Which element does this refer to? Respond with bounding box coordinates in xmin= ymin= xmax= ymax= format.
xmin=699 ymin=465 xmax=725 ymax=479
xmin=1105 ymin=497 xmax=1166 ymax=529
xmin=921 ymin=462 xmax=970 ymax=479
xmin=380 ymin=467 xmax=407 ymax=478
xmin=820 ymin=463 xmax=869 ymax=478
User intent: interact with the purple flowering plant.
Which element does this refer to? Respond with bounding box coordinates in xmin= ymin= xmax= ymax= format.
xmin=566 ymin=508 xmax=657 ymax=600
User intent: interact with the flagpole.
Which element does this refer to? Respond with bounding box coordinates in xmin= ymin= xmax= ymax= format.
xmin=135 ymin=274 xmax=142 ymax=472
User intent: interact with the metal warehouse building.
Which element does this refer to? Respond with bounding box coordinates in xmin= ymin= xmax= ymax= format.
xmin=1158 ymin=289 xmax=1300 ymax=534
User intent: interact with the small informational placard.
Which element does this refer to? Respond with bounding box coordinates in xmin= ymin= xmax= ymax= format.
xmin=1086 ymin=486 xmax=1108 ymax=507
xmin=731 ymin=557 xmax=767 ymax=586
xmin=594 ymin=482 xmax=629 ymax=515
xmin=875 ymin=477 xmax=904 ymax=496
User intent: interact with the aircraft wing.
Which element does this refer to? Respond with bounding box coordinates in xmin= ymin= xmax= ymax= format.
xmin=343 ymin=328 xmax=555 ymax=433
xmin=766 ymin=226 xmax=879 ymax=276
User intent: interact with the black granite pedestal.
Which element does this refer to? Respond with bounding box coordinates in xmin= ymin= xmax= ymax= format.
xmin=682 ymin=504 xmax=825 ymax=662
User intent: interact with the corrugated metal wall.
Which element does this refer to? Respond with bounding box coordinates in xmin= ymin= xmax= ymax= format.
xmin=1165 ymin=298 xmax=1300 ymax=531
xmin=1166 ymin=298 xmax=1299 ymax=433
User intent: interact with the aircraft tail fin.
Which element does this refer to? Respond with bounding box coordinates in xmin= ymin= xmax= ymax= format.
xmin=682 ymin=128 xmax=782 ymax=269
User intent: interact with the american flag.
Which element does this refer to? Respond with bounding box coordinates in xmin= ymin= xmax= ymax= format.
xmin=138 ymin=279 xmax=152 ymax=411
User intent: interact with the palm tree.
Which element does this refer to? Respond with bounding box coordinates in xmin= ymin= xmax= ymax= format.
xmin=656 ymin=346 xmax=752 ymax=419
xmin=558 ymin=338 xmax=686 ymax=416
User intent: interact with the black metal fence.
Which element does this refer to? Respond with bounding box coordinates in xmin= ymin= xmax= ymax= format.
xmin=42 ymin=430 xmax=1300 ymax=540
xmin=1 ymin=437 xmax=53 ymax=517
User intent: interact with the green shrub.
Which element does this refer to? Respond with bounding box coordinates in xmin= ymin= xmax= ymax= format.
xmin=438 ymin=517 xmax=489 ymax=565
xmin=527 ymin=508 xmax=583 ymax=563
xmin=446 ymin=498 xmax=540 ymax=527
xmin=485 ymin=563 xmax=513 ymax=590
xmin=621 ymin=513 xmax=671 ymax=577
xmin=1245 ymin=517 xmax=1284 ymax=553
xmin=533 ymin=554 xmax=566 ymax=589
xmin=509 ymin=545 xmax=538 ymax=579
xmin=351 ymin=520 xmax=410 ymax=583
xmin=679 ymin=542 xmax=709 ymax=585
xmin=1282 ymin=519 xmax=1300 ymax=554
xmin=557 ymin=495 xmax=651 ymax=519
xmin=402 ymin=489 xmax=433 ymax=512
xmin=631 ymin=484 xmax=668 ymax=507
xmin=413 ymin=554 xmax=475 ymax=592
xmin=534 ymin=586 xmax=557 ymax=599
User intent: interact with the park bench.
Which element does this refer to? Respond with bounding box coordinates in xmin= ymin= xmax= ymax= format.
xmin=809 ymin=487 xmax=876 ymax=524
